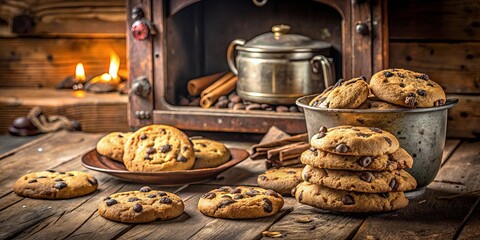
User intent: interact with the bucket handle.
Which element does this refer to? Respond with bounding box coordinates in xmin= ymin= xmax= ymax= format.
xmin=226 ymin=39 xmax=246 ymax=75
xmin=310 ymin=55 xmax=335 ymax=88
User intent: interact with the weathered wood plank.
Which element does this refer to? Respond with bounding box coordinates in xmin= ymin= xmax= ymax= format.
xmin=389 ymin=42 xmax=480 ymax=94
xmin=0 ymin=0 xmax=126 ymax=37
xmin=441 ymin=139 xmax=462 ymax=165
xmin=389 ymin=0 xmax=480 ymax=41
xmin=430 ymin=141 xmax=480 ymax=194
xmin=458 ymin=201 xmax=480 ymax=240
xmin=0 ymin=38 xmax=126 ymax=88
xmin=0 ymin=88 xmax=128 ymax=133
xmin=446 ymin=95 xmax=480 ymax=139
xmin=263 ymin=198 xmax=364 ymax=240
xmin=0 ymin=133 xmax=41 ymax=157
xmin=352 ymin=189 xmax=477 ymax=240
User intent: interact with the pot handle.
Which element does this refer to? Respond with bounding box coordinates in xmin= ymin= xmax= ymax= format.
xmin=310 ymin=55 xmax=335 ymax=88
xmin=227 ymin=39 xmax=246 ymax=75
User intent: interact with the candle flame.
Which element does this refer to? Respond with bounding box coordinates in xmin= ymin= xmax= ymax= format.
xmin=108 ymin=53 xmax=120 ymax=80
xmin=100 ymin=73 xmax=112 ymax=82
xmin=75 ymin=63 xmax=86 ymax=82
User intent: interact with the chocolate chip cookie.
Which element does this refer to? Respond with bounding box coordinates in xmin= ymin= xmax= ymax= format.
xmin=13 ymin=170 xmax=98 ymax=199
xmin=300 ymin=147 xmax=413 ymax=171
xmin=309 ymin=86 xmax=333 ymax=107
xmin=257 ymin=167 xmax=303 ymax=195
xmin=98 ymin=186 xmax=184 ymax=223
xmin=123 ymin=125 xmax=195 ymax=172
xmin=369 ymin=69 xmax=446 ymax=108
xmin=310 ymin=126 xmax=399 ymax=156
xmin=198 ymin=186 xmax=284 ymax=219
xmin=302 ymin=165 xmax=417 ymax=193
xmin=320 ymin=77 xmax=370 ymax=109
xmin=294 ymin=182 xmax=408 ymax=212
xmin=96 ymin=132 xmax=132 ymax=162
xmin=357 ymin=97 xmax=403 ymax=110
xmin=192 ymin=139 xmax=231 ymax=169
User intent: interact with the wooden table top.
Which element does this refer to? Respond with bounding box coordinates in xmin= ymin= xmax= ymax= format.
xmin=0 ymin=130 xmax=479 ymax=240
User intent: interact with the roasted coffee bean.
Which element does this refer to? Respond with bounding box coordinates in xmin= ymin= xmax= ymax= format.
xmin=147 ymin=194 xmax=157 ymax=198
xmin=405 ymin=93 xmax=417 ymax=107
xmin=417 ymin=89 xmax=427 ymax=96
xmin=218 ymin=199 xmax=236 ymax=208
xmin=228 ymin=102 xmax=235 ymax=108
xmin=202 ymin=192 xmax=216 ymax=199
xmin=359 ymin=172 xmax=374 ymax=183
xmin=230 ymin=188 xmax=241 ymax=194
xmin=276 ymin=106 xmax=289 ymax=112
xmin=245 ymin=189 xmax=260 ymax=197
xmin=46 ymin=169 xmax=56 ymax=173
xmin=233 ymin=103 xmax=246 ymax=110
xmin=28 ymin=179 xmax=37 ymax=183
xmin=139 ymin=186 xmax=152 ymax=192
xmin=383 ymin=71 xmax=393 ymax=77
xmin=179 ymin=97 xmax=190 ymax=106
xmin=389 ymin=178 xmax=399 ymax=190
xmin=317 ymin=132 xmax=326 ymax=139
xmin=133 ymin=203 xmax=143 ymax=212
xmin=342 ymin=194 xmax=355 ymax=205
xmin=54 ymin=182 xmax=67 ymax=190
xmin=218 ymin=95 xmax=228 ymax=102
xmin=160 ymin=144 xmax=172 ymax=153
xmin=221 ymin=195 xmax=232 ymax=199
xmin=106 ymin=199 xmax=118 ymax=206
xmin=398 ymin=73 xmax=405 ymax=78
xmin=218 ymin=186 xmax=230 ymax=192
xmin=157 ymin=191 xmax=167 ymax=196
xmin=87 ymin=178 xmax=98 ymax=185
xmin=54 ymin=178 xmax=63 ymax=182
xmin=399 ymin=83 xmax=406 ymax=87
xmin=245 ymin=103 xmax=261 ymax=111
xmin=265 ymin=190 xmax=279 ymax=198
xmin=263 ymin=198 xmax=273 ymax=213
xmin=234 ymin=194 xmax=244 ymax=200
xmin=229 ymin=95 xmax=242 ymax=104
xmin=416 ymin=74 xmax=429 ymax=80
xmin=357 ymin=156 xmax=373 ymax=167
xmin=335 ymin=144 xmax=349 ymax=153
xmin=289 ymin=106 xmax=299 ymax=112
xmin=176 ymin=155 xmax=188 ymax=162
xmin=260 ymin=103 xmax=271 ymax=110
xmin=140 ymin=133 xmax=147 ymax=140
xmin=128 ymin=197 xmax=139 ymax=202
xmin=369 ymin=127 xmax=382 ymax=133
xmin=159 ymin=197 xmax=172 ymax=204
xmin=215 ymin=100 xmax=229 ymax=108
xmin=357 ymin=133 xmax=372 ymax=138
xmin=146 ymin=147 xmax=156 ymax=154
xmin=384 ymin=137 xmax=393 ymax=146
xmin=434 ymin=99 xmax=445 ymax=106
xmin=379 ymin=192 xmax=390 ymax=198
xmin=258 ymin=175 xmax=267 ymax=181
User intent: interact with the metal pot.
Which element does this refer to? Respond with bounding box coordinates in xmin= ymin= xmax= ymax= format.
xmin=296 ymin=95 xmax=459 ymax=196
xmin=227 ymin=25 xmax=335 ymax=104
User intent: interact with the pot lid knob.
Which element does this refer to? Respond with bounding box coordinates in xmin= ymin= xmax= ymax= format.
xmin=272 ymin=24 xmax=290 ymax=39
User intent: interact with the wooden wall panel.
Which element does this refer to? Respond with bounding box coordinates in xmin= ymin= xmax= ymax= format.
xmin=446 ymin=95 xmax=480 ymax=138
xmin=0 ymin=0 xmax=125 ymax=37
xmin=389 ymin=42 xmax=480 ymax=94
xmin=389 ymin=0 xmax=480 ymax=41
xmin=0 ymin=38 xmax=126 ymax=88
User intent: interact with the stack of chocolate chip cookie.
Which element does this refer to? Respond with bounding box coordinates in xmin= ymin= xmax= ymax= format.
xmin=294 ymin=125 xmax=417 ymax=212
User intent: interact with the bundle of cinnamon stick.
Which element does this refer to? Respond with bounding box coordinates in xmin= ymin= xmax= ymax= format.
xmin=186 ymin=72 xmax=238 ymax=108
xmin=251 ymin=126 xmax=309 ymax=168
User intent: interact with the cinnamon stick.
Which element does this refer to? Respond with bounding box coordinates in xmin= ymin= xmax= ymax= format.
xmin=187 ymin=72 xmax=226 ymax=96
xmin=200 ymin=72 xmax=234 ymax=98
xmin=200 ymin=76 xmax=238 ymax=108
xmin=279 ymin=143 xmax=310 ymax=161
xmin=267 ymin=142 xmax=304 ymax=160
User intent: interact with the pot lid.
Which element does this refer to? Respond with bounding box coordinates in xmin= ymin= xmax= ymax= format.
xmin=237 ymin=24 xmax=331 ymax=53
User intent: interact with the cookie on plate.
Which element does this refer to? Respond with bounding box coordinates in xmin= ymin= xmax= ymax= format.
xmin=300 ymin=147 xmax=413 ymax=171
xmin=311 ymin=126 xmax=399 ymax=156
xmin=98 ymin=186 xmax=184 ymax=223
xmin=198 ymin=186 xmax=284 ymax=219
xmin=257 ymin=167 xmax=303 ymax=195
xmin=123 ymin=125 xmax=195 ymax=172
xmin=302 ymin=165 xmax=417 ymax=193
xmin=369 ymin=69 xmax=446 ymax=108
xmin=320 ymin=77 xmax=370 ymax=109
xmin=192 ymin=138 xmax=231 ymax=169
xmin=13 ymin=170 xmax=98 ymax=199
xmin=96 ymin=132 xmax=132 ymax=162
xmin=293 ymin=182 xmax=408 ymax=212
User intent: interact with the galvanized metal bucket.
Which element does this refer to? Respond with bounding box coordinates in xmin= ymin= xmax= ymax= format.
xmin=296 ymin=95 xmax=459 ymax=194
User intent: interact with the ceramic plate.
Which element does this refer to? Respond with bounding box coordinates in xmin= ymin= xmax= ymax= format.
xmin=81 ymin=148 xmax=249 ymax=185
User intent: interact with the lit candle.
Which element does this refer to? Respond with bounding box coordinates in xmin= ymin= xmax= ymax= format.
xmin=75 ymin=63 xmax=86 ymax=82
